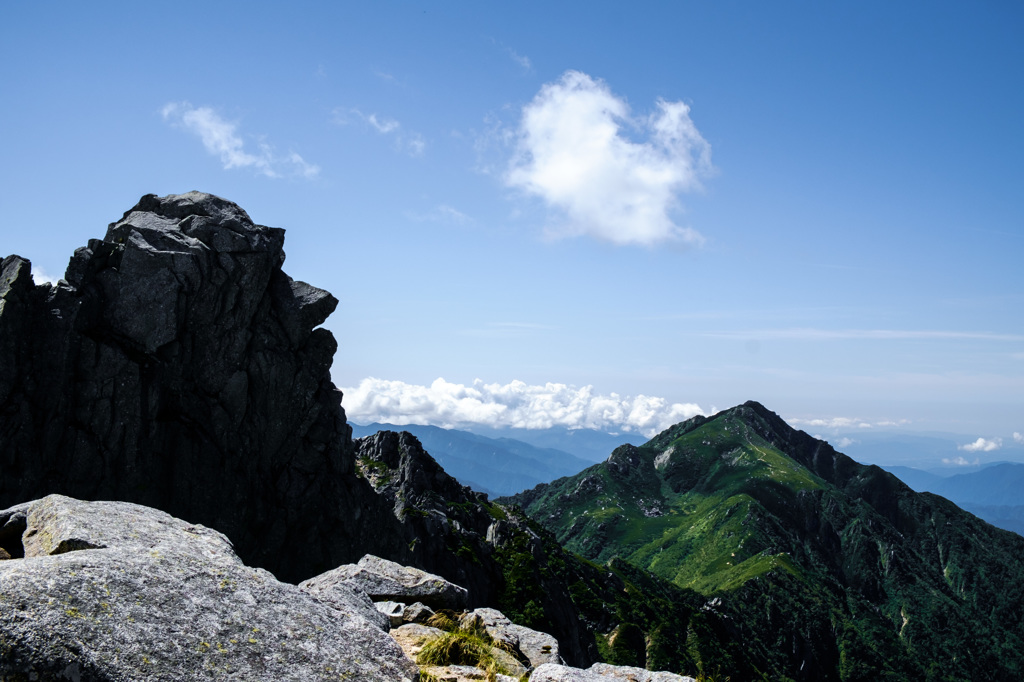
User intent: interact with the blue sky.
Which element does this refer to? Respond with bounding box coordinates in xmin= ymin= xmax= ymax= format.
xmin=2 ymin=2 xmax=1022 ymax=458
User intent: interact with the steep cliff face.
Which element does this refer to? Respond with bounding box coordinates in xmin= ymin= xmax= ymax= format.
xmin=0 ymin=192 xmax=404 ymax=582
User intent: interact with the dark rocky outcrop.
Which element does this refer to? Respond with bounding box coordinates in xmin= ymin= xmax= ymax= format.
xmin=0 ymin=193 xmax=646 ymax=671
xmin=0 ymin=495 xmax=419 ymax=681
xmin=355 ymin=430 xmax=507 ymax=601
xmin=0 ymin=192 xmax=408 ymax=583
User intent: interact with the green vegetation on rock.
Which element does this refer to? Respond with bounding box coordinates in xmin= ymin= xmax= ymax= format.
xmin=505 ymin=401 xmax=1024 ymax=681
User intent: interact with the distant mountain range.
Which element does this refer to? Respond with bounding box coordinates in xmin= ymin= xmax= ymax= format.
xmin=827 ymin=431 xmax=1024 ymax=472
xmin=350 ymin=422 xmax=597 ymax=496
xmin=459 ymin=425 xmax=647 ymax=463
xmin=884 ymin=462 xmax=1024 ymax=535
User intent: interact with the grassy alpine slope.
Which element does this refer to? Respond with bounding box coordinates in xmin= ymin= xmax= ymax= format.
xmin=506 ymin=401 xmax=1024 ymax=681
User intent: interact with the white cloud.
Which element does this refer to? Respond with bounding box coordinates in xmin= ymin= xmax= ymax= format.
xmin=405 ymin=204 xmax=472 ymax=226
xmin=506 ymin=71 xmax=712 ymax=247
xmin=337 ymin=108 xmax=425 ymax=157
xmin=876 ymin=419 xmax=913 ymax=427
xmin=942 ymin=456 xmax=980 ymax=466
xmin=406 ymin=133 xmax=426 ymax=157
xmin=788 ymin=417 xmax=874 ymax=429
xmin=834 ymin=437 xmax=858 ymax=448
xmin=789 ymin=416 xmax=912 ymax=432
xmin=365 ymin=113 xmax=400 ymax=134
xmin=342 ymin=377 xmax=705 ymax=438
xmin=162 ymin=102 xmax=319 ymax=179
xmin=1015 ymin=432 xmax=1023 ymax=443
xmin=959 ymin=437 xmax=1002 ymax=453
xmin=287 ymin=152 xmax=320 ymax=179
xmin=508 ymin=48 xmax=531 ymax=71
xmin=31 ymin=265 xmax=60 ymax=286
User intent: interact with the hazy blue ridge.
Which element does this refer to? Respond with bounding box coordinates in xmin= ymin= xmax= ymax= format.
xmin=931 ymin=462 xmax=1024 ymax=506
xmin=350 ymin=422 xmax=594 ymax=496
xmin=959 ymin=504 xmax=1024 ymax=536
xmin=884 ymin=462 xmax=1024 ymax=535
xmin=459 ymin=424 xmax=647 ymax=463
xmin=881 ymin=465 xmax=944 ymax=491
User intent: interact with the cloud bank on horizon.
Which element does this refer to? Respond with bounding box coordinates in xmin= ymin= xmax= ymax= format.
xmin=342 ymin=377 xmax=705 ymax=437
xmin=787 ymin=416 xmax=911 ymax=430
xmin=505 ymin=70 xmax=713 ymax=247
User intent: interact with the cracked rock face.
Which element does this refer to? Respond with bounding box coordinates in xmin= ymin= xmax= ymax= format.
xmin=0 ymin=192 xmax=404 ymax=583
xmin=0 ymin=495 xmax=419 ymax=682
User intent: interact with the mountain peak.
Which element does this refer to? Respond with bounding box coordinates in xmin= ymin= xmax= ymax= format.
xmin=509 ymin=400 xmax=1024 ymax=679
xmin=0 ymin=192 xmax=381 ymax=582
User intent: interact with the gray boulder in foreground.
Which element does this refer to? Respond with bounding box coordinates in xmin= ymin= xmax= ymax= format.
xmin=0 ymin=495 xmax=418 ymax=681
xmin=460 ymin=607 xmax=563 ymax=668
xmin=298 ymin=571 xmax=391 ymax=632
xmin=587 ymin=662 xmax=697 ymax=681
xmin=321 ymin=553 xmax=470 ymax=610
xmin=529 ymin=663 xmax=696 ymax=681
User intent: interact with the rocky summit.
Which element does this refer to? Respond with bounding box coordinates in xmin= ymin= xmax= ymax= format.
xmin=0 ymin=192 xmax=408 ymax=583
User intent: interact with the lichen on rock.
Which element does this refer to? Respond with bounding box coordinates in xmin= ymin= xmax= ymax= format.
xmin=0 ymin=495 xmax=419 ymax=681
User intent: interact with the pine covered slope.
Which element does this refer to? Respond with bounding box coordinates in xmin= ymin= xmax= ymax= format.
xmin=506 ymin=401 xmax=1024 ymax=681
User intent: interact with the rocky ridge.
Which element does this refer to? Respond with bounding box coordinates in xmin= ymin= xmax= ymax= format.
xmin=0 ymin=193 xmax=721 ymax=678
xmin=0 ymin=494 xmax=694 ymax=681
xmin=0 ymin=192 xmax=407 ymax=583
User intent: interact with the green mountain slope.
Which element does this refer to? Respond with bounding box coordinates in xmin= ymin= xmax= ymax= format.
xmin=506 ymin=401 xmax=1024 ymax=681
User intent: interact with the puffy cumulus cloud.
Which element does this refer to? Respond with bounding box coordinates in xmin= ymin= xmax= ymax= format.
xmin=959 ymin=437 xmax=1002 ymax=453
xmin=1014 ymin=432 xmax=1024 ymax=444
xmin=342 ymin=377 xmax=705 ymax=437
xmin=162 ymin=102 xmax=319 ymax=179
xmin=506 ymin=71 xmax=712 ymax=247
